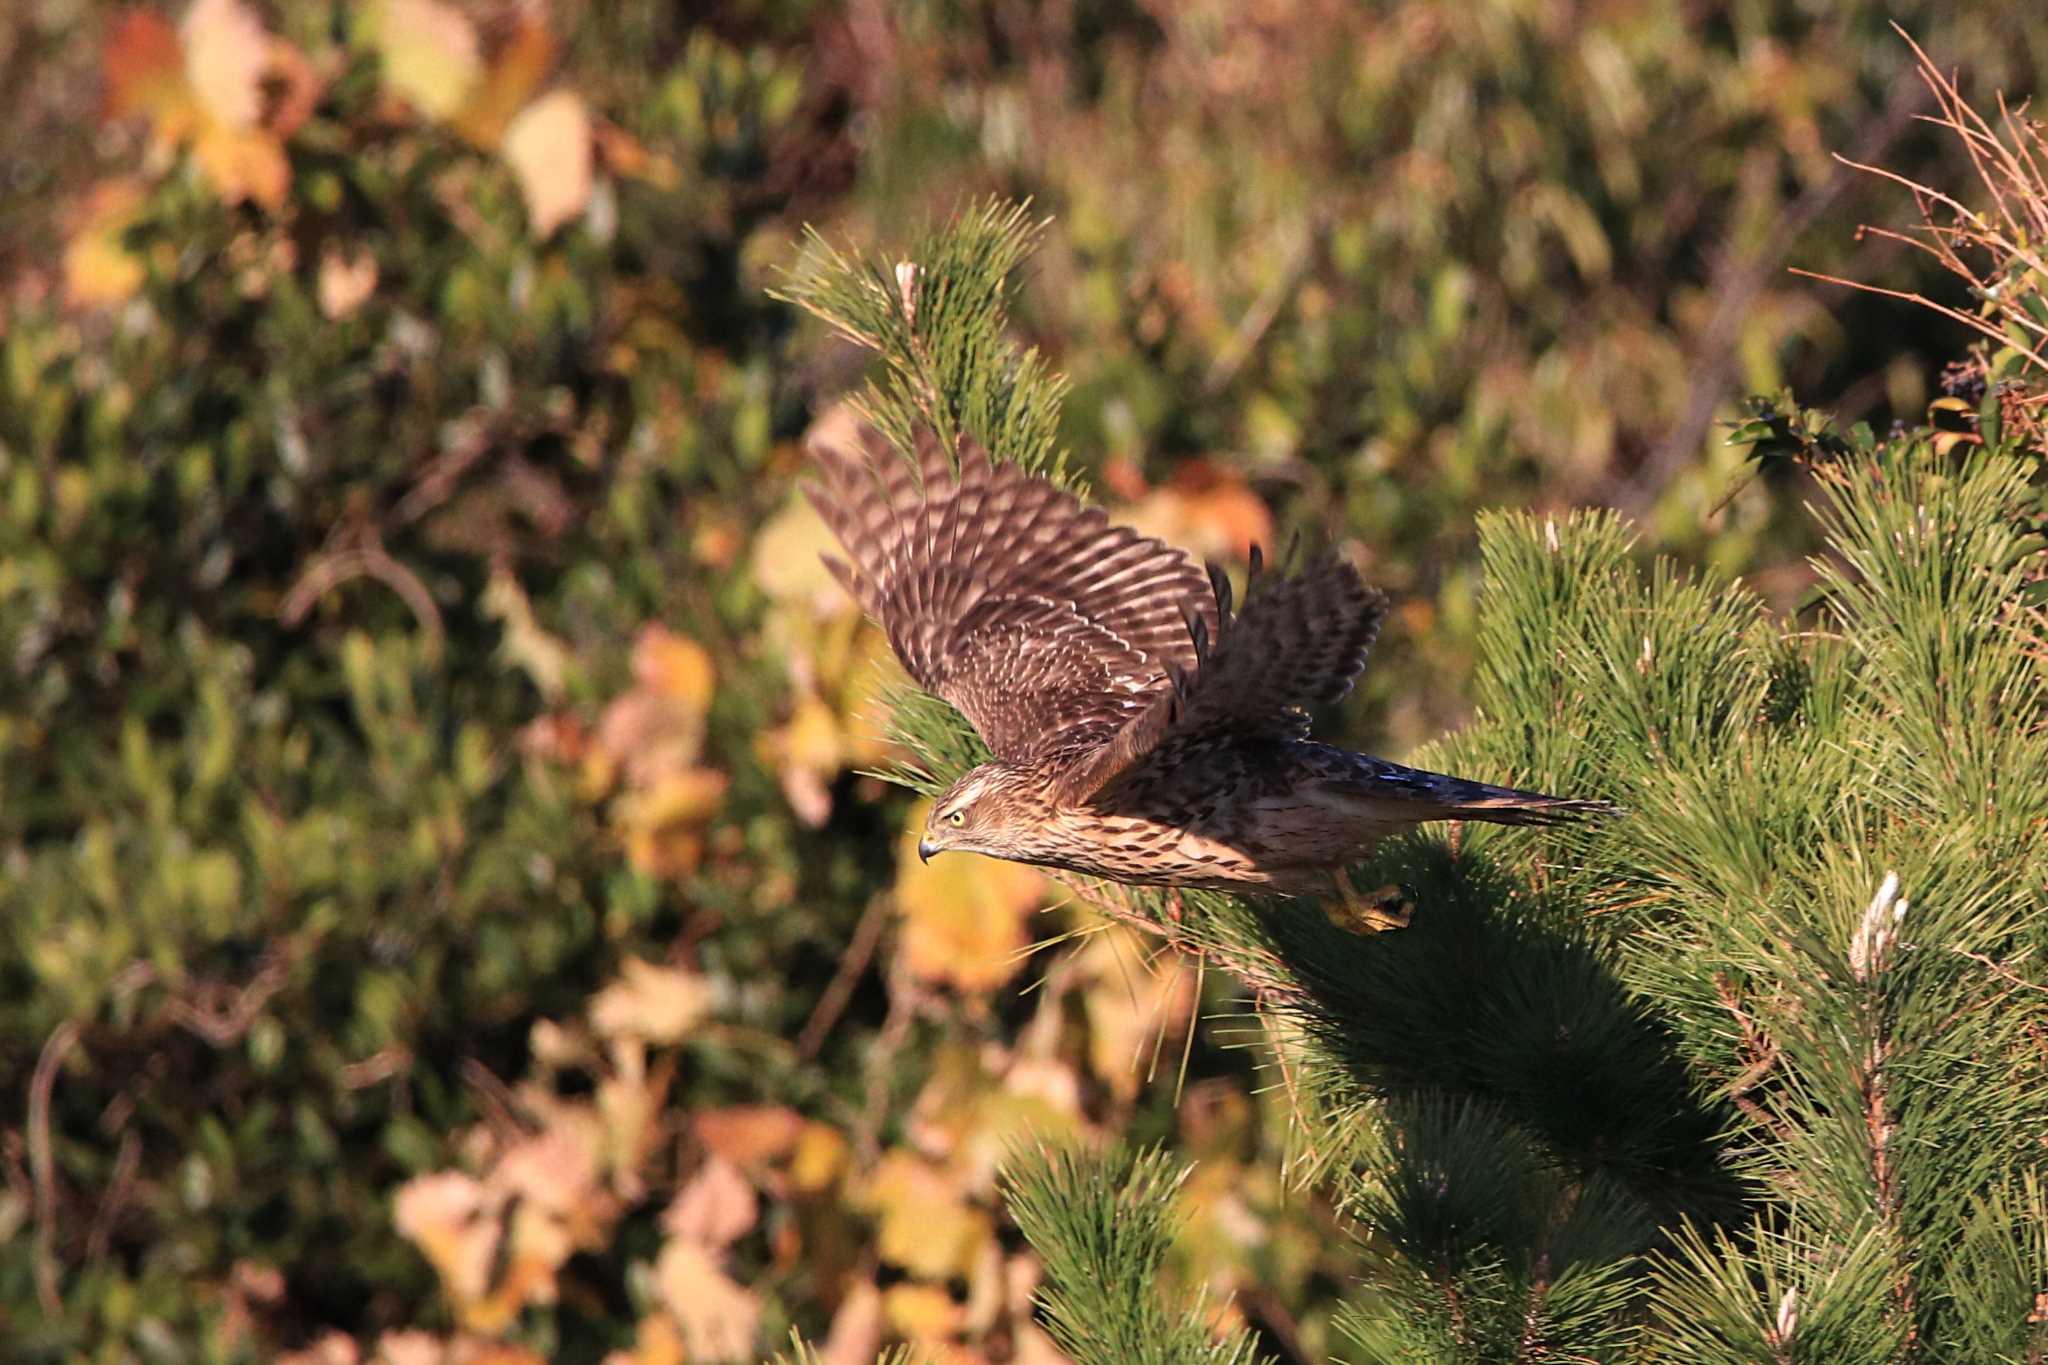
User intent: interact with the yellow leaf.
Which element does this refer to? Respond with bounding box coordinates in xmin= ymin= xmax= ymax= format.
xmin=895 ymin=805 xmax=1044 ymax=990
xmin=63 ymin=180 xmax=148 ymax=308
xmin=482 ymin=568 xmax=576 ymax=701
xmin=364 ymin=0 xmax=481 ymax=120
xmin=653 ymin=1241 xmax=760 ymax=1363
xmin=883 ymin=1283 xmax=964 ymax=1340
xmin=790 ymin=1121 xmax=849 ymax=1193
xmin=192 ymin=123 xmax=291 ymax=209
xmin=863 ymin=1151 xmax=993 ymax=1281
xmin=1077 ymin=924 xmax=1197 ymax=1102
xmin=751 ymin=495 xmax=852 ymax=612
xmin=502 ymin=89 xmax=592 ymax=238
xmin=631 ymin=626 xmax=715 ymax=709
xmin=392 ymin=1172 xmax=498 ymax=1307
xmin=616 ymin=767 xmax=728 ymax=877
xmin=452 ymin=16 xmax=555 ymax=148
xmin=589 ymin=958 xmax=713 ymax=1045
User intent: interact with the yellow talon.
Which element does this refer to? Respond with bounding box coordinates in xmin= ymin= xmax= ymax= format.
xmin=1326 ymin=868 xmax=1415 ymax=934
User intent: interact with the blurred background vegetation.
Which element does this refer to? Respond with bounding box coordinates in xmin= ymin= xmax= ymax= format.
xmin=0 ymin=1 xmax=2041 ymax=1360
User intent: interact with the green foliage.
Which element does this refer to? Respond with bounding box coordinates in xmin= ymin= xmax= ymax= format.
xmin=1006 ymin=1144 xmax=1268 ymax=1365
xmin=7 ymin=1 xmax=2048 ymax=1360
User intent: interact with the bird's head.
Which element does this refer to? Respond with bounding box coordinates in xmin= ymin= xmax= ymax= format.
xmin=917 ymin=762 xmax=1056 ymax=866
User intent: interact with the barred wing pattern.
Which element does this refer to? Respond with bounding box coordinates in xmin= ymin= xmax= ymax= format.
xmin=805 ymin=426 xmax=1220 ymax=764
xmin=1054 ymin=548 xmax=1388 ymax=800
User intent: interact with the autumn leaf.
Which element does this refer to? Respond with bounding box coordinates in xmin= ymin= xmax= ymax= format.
xmin=104 ymin=11 xmax=192 ymax=130
xmin=317 ymin=246 xmax=380 ymax=320
xmin=693 ymin=1105 xmax=805 ymax=1168
xmin=602 ymin=1314 xmax=688 ymax=1365
xmin=631 ymin=626 xmax=715 ymax=709
xmin=452 ymin=17 xmax=556 ymax=148
xmin=895 ymin=804 xmax=1045 ymax=990
xmin=662 ymin=1155 xmax=758 ymax=1250
xmin=362 ymin=0 xmax=481 ymax=120
xmin=751 ymin=494 xmax=853 ymax=614
xmin=100 ymin=0 xmax=311 ymax=210
xmin=182 ymin=0 xmax=267 ymax=129
xmin=589 ymin=958 xmax=713 ymax=1045
xmin=1120 ymin=458 xmax=1275 ymax=562
xmin=1076 ymin=923 xmax=1197 ymax=1103
xmin=502 ymin=89 xmax=593 ymax=238
xmin=789 ymin=1121 xmax=849 ymax=1193
xmin=393 ymin=1172 xmax=498 ymax=1307
xmin=883 ymin=1282 xmax=964 ymax=1341
xmin=862 ymin=1150 xmax=994 ymax=1281
xmin=63 ymin=179 xmax=149 ymax=308
xmin=653 ymin=1241 xmax=760 ymax=1362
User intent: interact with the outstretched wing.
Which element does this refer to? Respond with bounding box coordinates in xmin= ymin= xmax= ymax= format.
xmin=1056 ymin=546 xmax=1388 ymax=801
xmin=806 ymin=425 xmax=1220 ymax=763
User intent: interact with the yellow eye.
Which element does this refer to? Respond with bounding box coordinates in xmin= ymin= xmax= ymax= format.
xmin=947 ymin=810 xmax=966 ymax=827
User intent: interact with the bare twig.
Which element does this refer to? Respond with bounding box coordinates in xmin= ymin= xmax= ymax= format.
xmin=797 ymin=893 xmax=891 ymax=1058
xmin=30 ymin=1018 xmax=84 ymax=1316
xmin=1620 ymin=63 xmax=1927 ymax=512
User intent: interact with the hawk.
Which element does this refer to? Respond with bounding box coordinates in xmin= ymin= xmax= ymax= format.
xmin=807 ymin=425 xmax=1609 ymax=930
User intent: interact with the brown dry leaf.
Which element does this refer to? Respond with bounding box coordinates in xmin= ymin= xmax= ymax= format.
xmin=819 ymin=1280 xmax=884 ymax=1365
xmin=392 ymin=1172 xmax=499 ymax=1307
xmin=104 ymin=11 xmax=196 ymax=132
xmin=662 ymin=1154 xmax=758 ymax=1250
xmin=863 ymin=1150 xmax=994 ymax=1282
xmin=601 ymin=1314 xmax=688 ymax=1365
xmin=589 ymin=958 xmax=713 ymax=1045
xmin=694 ymin=1104 xmax=804 ymax=1168
xmin=1121 ymin=459 xmax=1274 ymax=563
xmin=502 ymin=89 xmax=592 ymax=238
xmin=318 ymin=246 xmax=380 ymax=319
xmin=182 ymin=0 xmax=267 ymax=130
xmin=63 ymin=180 xmax=149 ymax=308
xmin=365 ymin=0 xmax=481 ymax=120
xmin=372 ymin=1332 xmax=444 ymax=1365
xmin=653 ymin=1241 xmax=760 ymax=1362
xmin=277 ymin=1332 xmax=361 ymax=1365
xmin=895 ymin=806 xmax=1045 ymax=991
xmin=466 ymin=1127 xmax=618 ymax=1330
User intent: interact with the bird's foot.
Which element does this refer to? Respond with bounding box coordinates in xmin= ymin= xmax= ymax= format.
xmin=1325 ymin=869 xmax=1414 ymax=935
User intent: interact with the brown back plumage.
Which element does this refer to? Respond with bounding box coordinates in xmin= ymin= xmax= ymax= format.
xmin=807 ymin=424 xmax=1389 ymax=799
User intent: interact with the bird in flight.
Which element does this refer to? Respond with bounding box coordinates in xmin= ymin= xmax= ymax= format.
xmin=807 ymin=424 xmax=1610 ymax=931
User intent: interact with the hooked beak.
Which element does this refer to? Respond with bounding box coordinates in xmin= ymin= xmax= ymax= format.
xmin=917 ymin=836 xmax=938 ymax=864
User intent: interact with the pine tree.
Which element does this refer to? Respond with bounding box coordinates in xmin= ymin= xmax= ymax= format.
xmin=775 ymin=198 xmax=2048 ymax=1362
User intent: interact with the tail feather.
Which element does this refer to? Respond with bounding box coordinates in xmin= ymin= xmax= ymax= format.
xmin=1336 ymin=755 xmax=1618 ymax=826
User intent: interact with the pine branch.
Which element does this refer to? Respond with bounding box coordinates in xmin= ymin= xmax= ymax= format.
xmin=1004 ymin=1143 xmax=1270 ymax=1365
